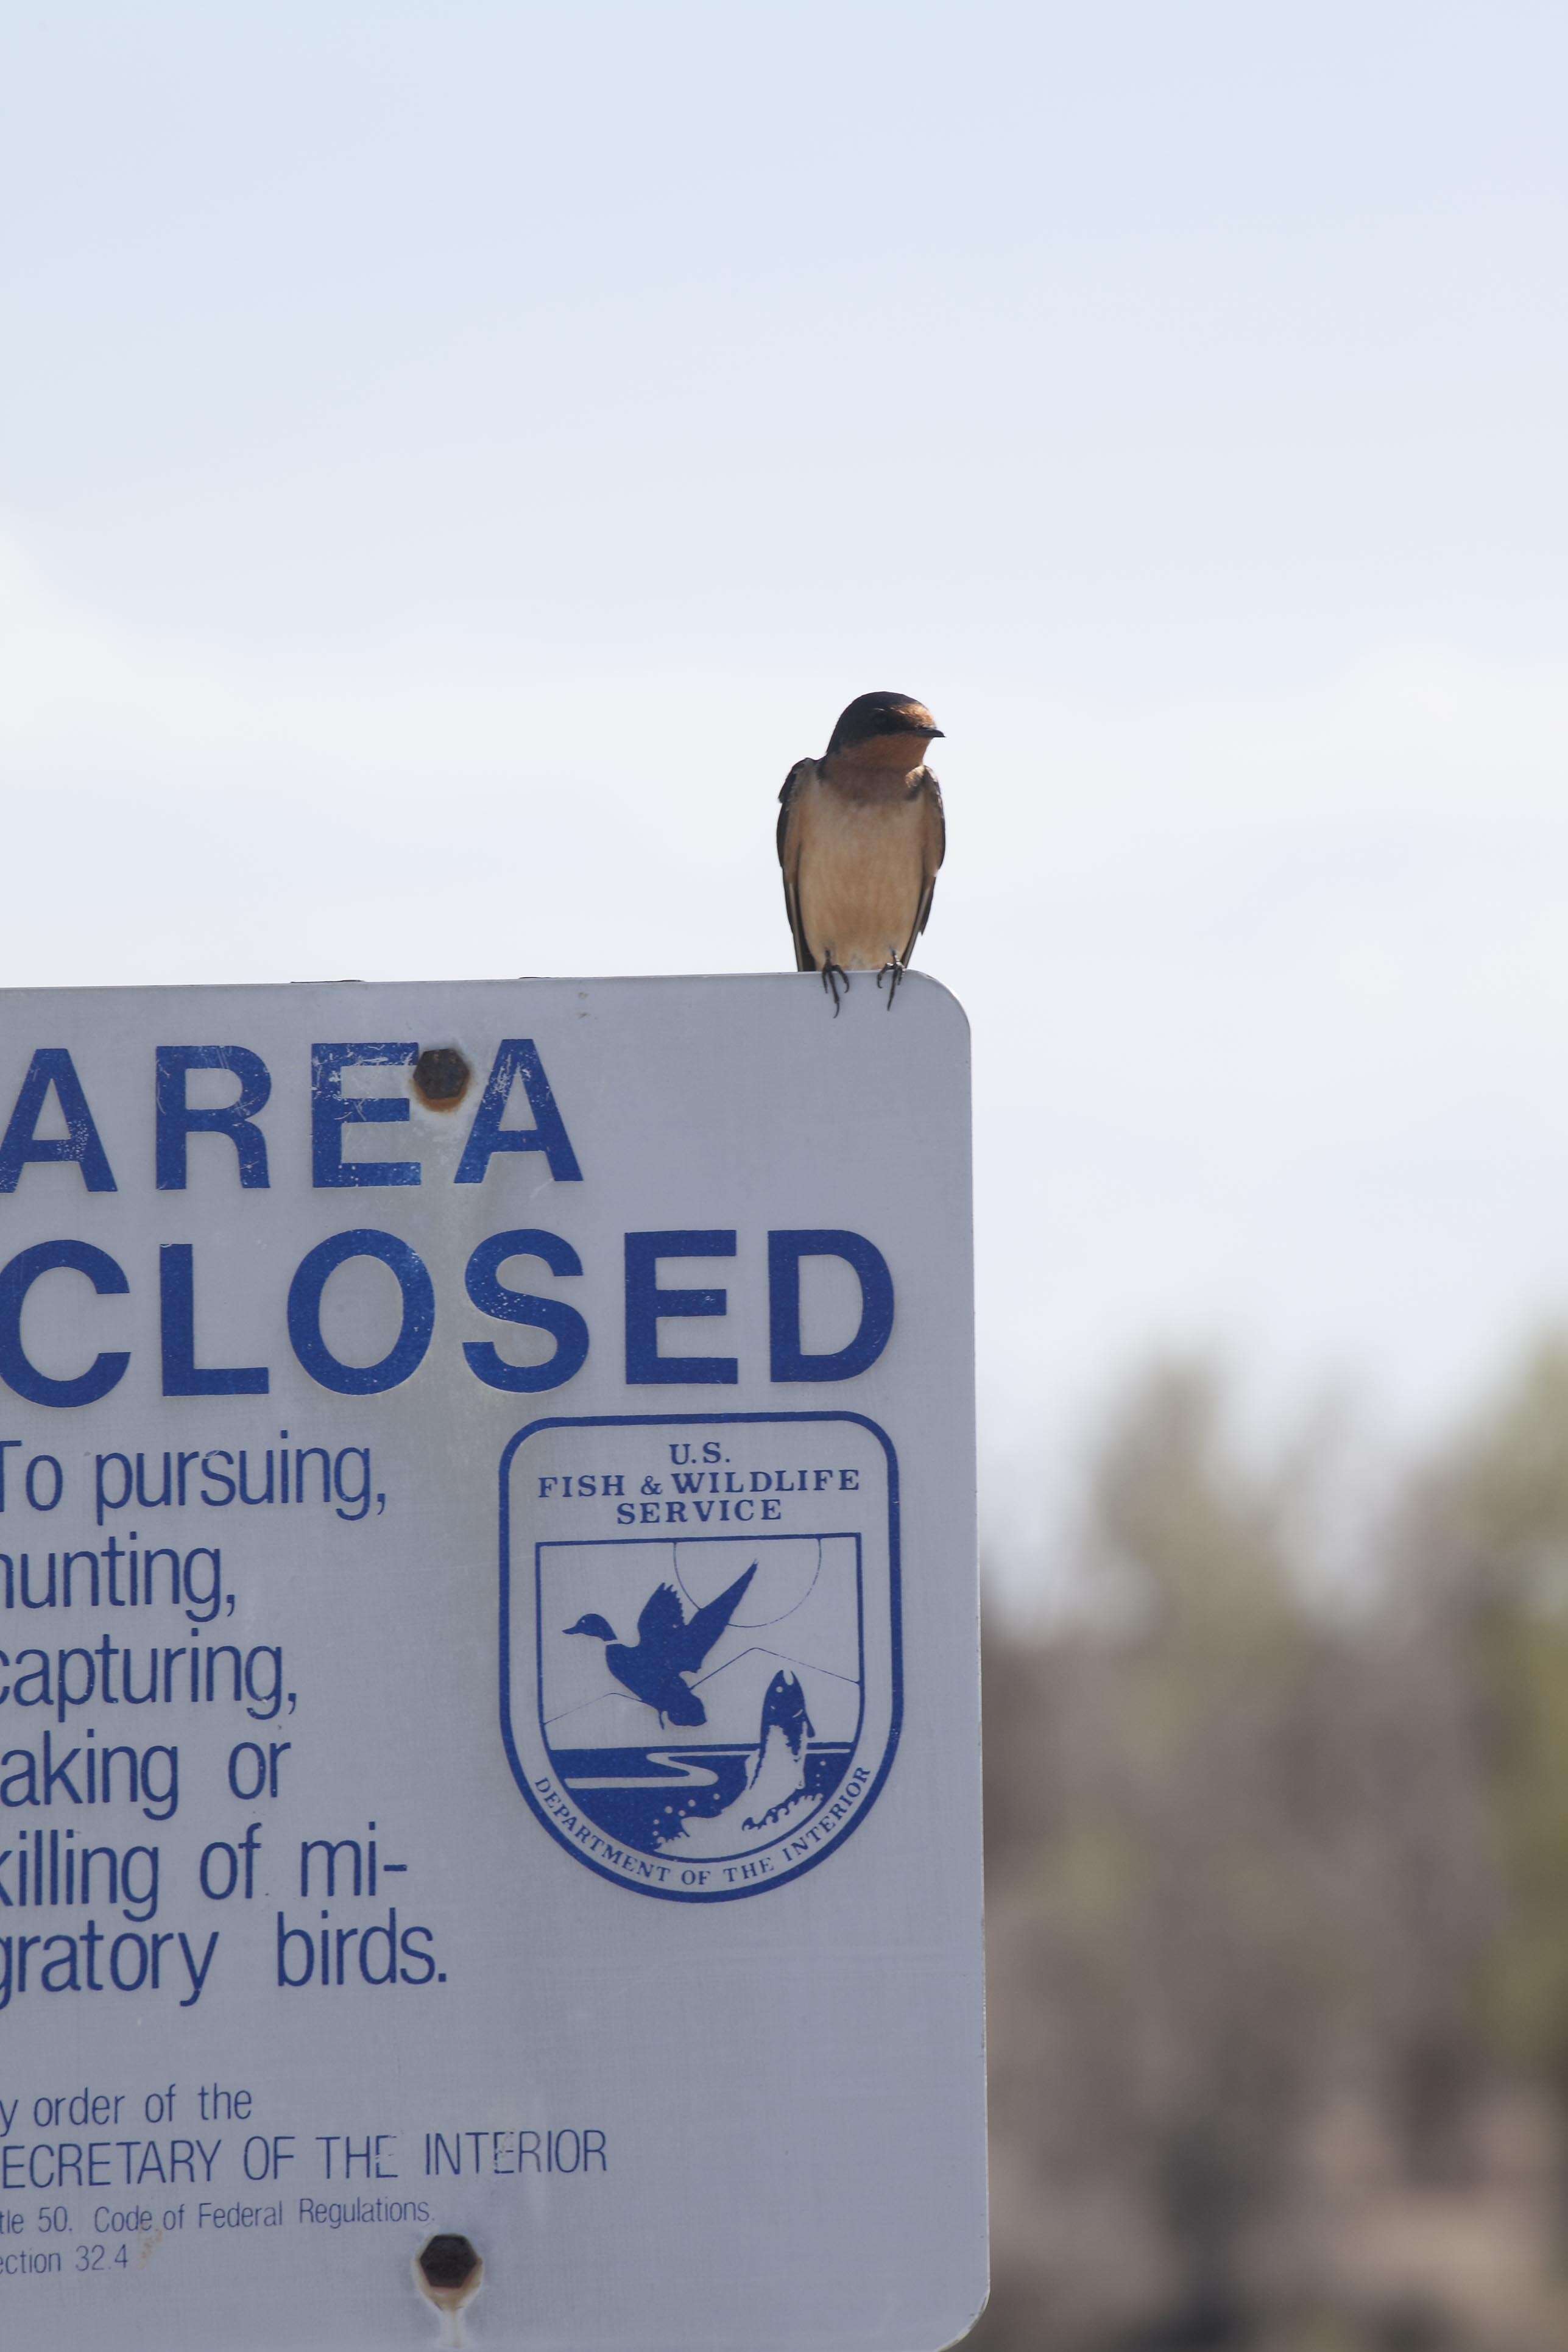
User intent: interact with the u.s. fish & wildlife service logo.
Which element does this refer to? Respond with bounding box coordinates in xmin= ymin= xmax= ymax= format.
xmin=500 ymin=1413 xmax=901 ymax=1901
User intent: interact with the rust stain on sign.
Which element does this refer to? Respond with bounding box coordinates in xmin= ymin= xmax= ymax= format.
xmin=411 ymin=1047 xmax=473 ymax=1111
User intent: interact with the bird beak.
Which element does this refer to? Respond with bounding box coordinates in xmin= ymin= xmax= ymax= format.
xmin=925 ymin=727 xmax=944 ymax=739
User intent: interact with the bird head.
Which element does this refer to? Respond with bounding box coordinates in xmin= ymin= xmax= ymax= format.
xmin=825 ymin=690 xmax=943 ymax=766
xmin=563 ymin=1612 xmax=617 ymax=1642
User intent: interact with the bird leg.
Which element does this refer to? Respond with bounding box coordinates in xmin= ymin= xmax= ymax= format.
xmin=820 ymin=961 xmax=849 ymax=1015
xmin=876 ymin=956 xmax=907 ymax=1008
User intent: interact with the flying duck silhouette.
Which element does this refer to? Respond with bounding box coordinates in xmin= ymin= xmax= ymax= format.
xmin=564 ymin=1564 xmax=758 ymax=1727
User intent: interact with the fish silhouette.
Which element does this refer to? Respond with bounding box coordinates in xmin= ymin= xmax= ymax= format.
xmin=738 ymin=1670 xmax=818 ymax=1834
xmin=756 ymin=1667 xmax=815 ymax=1759
xmin=564 ymin=1563 xmax=758 ymax=1726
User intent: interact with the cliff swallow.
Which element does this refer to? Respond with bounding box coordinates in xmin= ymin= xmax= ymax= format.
xmin=777 ymin=690 xmax=945 ymax=1009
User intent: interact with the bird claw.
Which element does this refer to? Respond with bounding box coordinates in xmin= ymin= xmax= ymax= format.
xmin=821 ymin=962 xmax=849 ymax=1015
xmin=876 ymin=959 xmax=906 ymax=1008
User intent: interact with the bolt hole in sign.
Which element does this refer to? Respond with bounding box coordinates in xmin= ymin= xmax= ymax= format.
xmin=0 ymin=976 xmax=985 ymax=2352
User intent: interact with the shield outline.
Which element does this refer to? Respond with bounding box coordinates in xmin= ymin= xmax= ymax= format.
xmin=499 ymin=1410 xmax=903 ymax=1902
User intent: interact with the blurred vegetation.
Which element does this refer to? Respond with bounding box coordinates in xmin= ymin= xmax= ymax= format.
xmin=975 ymin=1343 xmax=1568 ymax=2351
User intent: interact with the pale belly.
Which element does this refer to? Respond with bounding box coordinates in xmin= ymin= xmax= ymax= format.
xmin=797 ymin=787 xmax=927 ymax=971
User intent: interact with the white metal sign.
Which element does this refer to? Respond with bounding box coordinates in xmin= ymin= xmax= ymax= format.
xmin=0 ymin=975 xmax=985 ymax=2351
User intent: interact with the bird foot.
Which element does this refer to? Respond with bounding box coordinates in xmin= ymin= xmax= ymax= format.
xmin=821 ymin=962 xmax=849 ymax=1015
xmin=876 ymin=958 xmax=907 ymax=1008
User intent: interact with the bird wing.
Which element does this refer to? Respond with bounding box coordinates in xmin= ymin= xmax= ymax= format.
xmin=899 ymin=769 xmax=946 ymax=967
xmin=777 ymin=760 xmax=817 ymax=972
xmin=671 ymin=1562 xmax=758 ymax=1670
xmin=636 ymin=1583 xmax=690 ymax=1654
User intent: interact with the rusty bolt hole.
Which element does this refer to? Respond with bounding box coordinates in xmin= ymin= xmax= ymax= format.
xmin=412 ymin=1047 xmax=473 ymax=1111
xmin=415 ymin=2233 xmax=482 ymax=2300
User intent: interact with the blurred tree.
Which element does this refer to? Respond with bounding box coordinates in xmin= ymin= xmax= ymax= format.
xmin=1402 ymin=1342 xmax=1568 ymax=2137
xmin=982 ymin=1365 xmax=1363 ymax=2342
xmin=975 ymin=1352 xmax=1551 ymax=2351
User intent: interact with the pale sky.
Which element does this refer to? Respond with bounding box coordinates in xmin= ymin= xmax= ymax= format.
xmin=4 ymin=4 xmax=1566 ymax=1597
